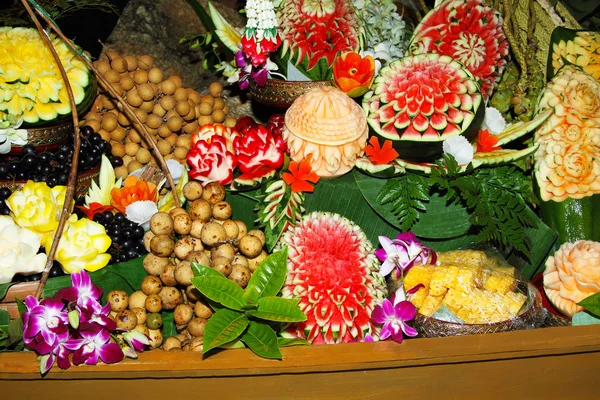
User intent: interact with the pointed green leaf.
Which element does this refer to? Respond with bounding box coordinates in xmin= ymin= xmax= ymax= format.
xmin=277 ymin=337 xmax=311 ymax=347
xmin=0 ymin=282 xmax=16 ymax=301
xmin=161 ymin=309 xmax=177 ymax=338
xmin=203 ymin=309 xmax=248 ymax=354
xmin=6 ymin=317 xmax=23 ymax=347
xmin=219 ymin=339 xmax=246 ymax=349
xmin=190 ymin=262 xmax=222 ymax=278
xmin=191 ymin=276 xmax=246 ymax=311
xmin=240 ymin=321 xmax=282 ymax=359
xmin=242 ymin=285 xmax=260 ymax=308
xmin=0 ymin=310 xmax=9 ymax=326
xmin=578 ymin=292 xmax=600 ymax=317
xmin=16 ymin=298 xmax=26 ymax=317
xmin=248 ymin=296 xmax=307 ymax=323
xmin=246 ymin=249 xmax=288 ymax=300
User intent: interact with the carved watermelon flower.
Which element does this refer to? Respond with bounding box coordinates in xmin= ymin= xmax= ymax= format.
xmin=187 ymin=135 xmax=238 ymax=185
xmin=233 ymin=124 xmax=286 ymax=179
xmin=409 ymin=0 xmax=509 ymax=98
xmin=278 ymin=0 xmax=362 ymax=71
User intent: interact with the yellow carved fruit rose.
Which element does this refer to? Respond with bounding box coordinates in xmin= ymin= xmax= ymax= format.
xmin=6 ymin=181 xmax=69 ymax=236
xmin=43 ymin=215 xmax=111 ymax=274
xmin=0 ymin=216 xmax=47 ymax=284
xmin=543 ymin=240 xmax=600 ymax=317
xmin=0 ymin=27 xmax=90 ymax=123
xmin=534 ymin=66 xmax=600 ymax=202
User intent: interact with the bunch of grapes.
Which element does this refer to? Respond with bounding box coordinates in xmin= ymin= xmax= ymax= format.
xmin=91 ymin=211 xmax=146 ymax=264
xmin=0 ymin=125 xmax=119 ymax=187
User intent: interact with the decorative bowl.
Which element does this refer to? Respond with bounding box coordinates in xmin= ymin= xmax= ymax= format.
xmin=0 ymin=164 xmax=100 ymax=199
xmin=250 ymin=79 xmax=333 ymax=108
xmin=9 ymin=119 xmax=73 ymax=154
xmin=413 ymin=282 xmax=546 ymax=337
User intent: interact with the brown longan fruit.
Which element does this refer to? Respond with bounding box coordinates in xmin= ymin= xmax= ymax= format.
xmin=213 ymin=97 xmax=225 ymax=110
xmin=129 ymin=128 xmax=142 ymax=143
xmin=211 ymin=243 xmax=236 ymax=261
xmin=183 ymin=121 xmax=199 ymax=134
xmin=158 ymin=286 xmax=183 ymax=309
xmin=133 ymin=69 xmax=149 ymax=85
xmin=200 ymin=94 xmax=215 ymax=106
xmin=95 ymin=59 xmax=110 ymax=74
xmin=150 ymin=212 xmax=174 ymax=235
xmin=234 ymin=220 xmax=248 ymax=240
xmin=115 ymin=165 xmax=129 ymax=179
xmin=188 ymin=198 xmax=212 ymax=221
xmin=99 ymin=129 xmax=112 ymax=142
xmin=196 ymin=115 xmax=213 ymax=126
xmin=223 ymin=220 xmax=239 ymax=239
xmin=212 ymin=110 xmax=226 ymax=123
xmin=104 ymin=69 xmax=120 ymax=83
xmin=239 ymin=234 xmax=263 ymax=258
xmin=110 ymin=57 xmax=128 ymax=73
xmin=173 ymin=304 xmax=194 ymax=326
xmin=127 ymin=160 xmax=143 ymax=173
xmin=120 ymin=75 xmax=135 ymax=91
xmin=164 ymin=109 xmax=179 ymax=121
xmin=142 ymin=275 xmax=163 ymax=295
xmin=209 ymin=81 xmax=222 ymax=97
xmin=145 ymin=294 xmax=163 ymax=313
xmin=247 ymin=250 xmax=267 ymax=273
xmin=187 ymin=250 xmax=211 ymax=267
xmin=123 ymin=55 xmax=138 ymax=71
xmin=137 ymin=83 xmax=155 ymax=101
xmin=136 ymin=147 xmax=151 ymax=164
xmin=107 ymin=290 xmax=129 ymax=312
xmin=229 ymin=265 xmax=251 ymax=288
xmin=131 ymin=308 xmax=148 ymax=326
xmin=128 ymin=291 xmax=148 ymax=309
xmin=212 ymin=256 xmax=232 ymax=277
xmin=110 ymin=82 xmax=124 ymax=97
xmin=157 ymin=124 xmax=172 ymax=138
xmin=152 ymin=103 xmax=167 ymax=118
xmin=101 ymin=113 xmax=118 ymax=132
xmin=176 ymin=134 xmax=192 ymax=148
xmin=200 ymin=222 xmax=227 ymax=247
xmin=169 ymin=207 xmax=188 ymax=219
xmin=188 ymin=90 xmax=201 ymax=104
xmin=115 ymin=309 xmax=138 ymax=330
xmin=247 ymin=229 xmax=266 ymax=246
xmin=173 ymin=213 xmax=193 ymax=236
xmin=194 ymin=300 xmax=213 ymax=319
xmin=169 ymin=75 xmax=182 ymax=88
xmin=143 ymin=253 xmax=169 ymax=275
xmin=160 ymin=95 xmax=176 ymax=111
xmin=176 ymin=101 xmax=191 ymax=117
xmin=183 ymin=106 xmax=197 ymax=122
xmin=85 ymin=119 xmax=101 ymax=133
xmin=157 ymin=139 xmax=172 ymax=155
xmin=148 ymin=67 xmax=163 ymax=84
xmin=117 ymin=110 xmax=132 ymax=126
xmin=111 ymin=142 xmax=126 ymax=157
xmin=139 ymin=100 xmax=154 ymax=113
xmin=166 ymin=116 xmax=182 ymax=132
xmin=165 ymin=133 xmax=178 ymax=147
xmin=231 ymin=254 xmax=249 ymax=267
xmin=146 ymin=113 xmax=162 ymax=129
xmin=198 ymin=102 xmax=213 ymax=116
xmin=175 ymin=261 xmax=194 ymax=286
xmin=212 ymin=201 xmax=232 ymax=220
xmin=174 ymin=87 xmax=189 ymax=102
xmin=110 ymin=126 xmax=127 ymax=142
xmin=173 ymin=146 xmax=188 ymax=160
xmin=187 ymin=317 xmax=207 ymax=337
xmin=162 ymin=336 xmax=181 ymax=351
xmin=202 ymin=182 xmax=226 ymax=204
xmin=183 ymin=180 xmax=203 ymax=201
xmin=125 ymin=142 xmax=140 ymax=157
xmin=151 ymin=234 xmax=175 ymax=257
xmin=126 ymin=89 xmax=143 ymax=107
xmin=161 ymin=79 xmax=177 ymax=96
xmin=224 ymin=116 xmax=236 ymax=128
xmin=137 ymin=54 xmax=153 ymax=70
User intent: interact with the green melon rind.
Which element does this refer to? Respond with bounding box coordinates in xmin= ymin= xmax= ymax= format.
xmin=232 ymin=168 xmax=277 ymax=191
xmin=21 ymin=73 xmax=97 ymax=128
xmin=538 ymin=194 xmax=600 ymax=246
xmin=354 ymin=157 xmax=405 ymax=178
xmin=496 ymin=109 xmax=552 ymax=146
xmin=547 ymin=27 xmax=593 ymax=81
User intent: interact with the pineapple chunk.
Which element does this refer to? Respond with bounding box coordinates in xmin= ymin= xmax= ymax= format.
xmin=404 ymin=264 xmax=436 ymax=291
xmin=453 ymin=265 xmax=481 ymax=292
xmin=418 ymin=294 xmax=445 ymax=316
xmin=441 ymin=288 xmax=469 ymax=315
xmin=484 ymin=272 xmax=517 ymax=295
xmin=504 ymin=291 xmax=527 ymax=316
xmin=407 ymin=286 xmax=429 ymax=309
xmin=437 ymin=250 xmax=493 ymax=267
xmin=429 ymin=265 xmax=458 ymax=296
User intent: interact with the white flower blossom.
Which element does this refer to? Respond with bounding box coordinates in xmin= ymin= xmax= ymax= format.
xmin=443 ymin=135 xmax=474 ymax=165
xmin=481 ymin=107 xmax=506 ymax=135
xmin=125 ymin=201 xmax=158 ymax=232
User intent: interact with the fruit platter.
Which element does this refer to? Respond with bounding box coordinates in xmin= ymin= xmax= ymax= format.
xmin=1 ymin=0 xmax=600 ymax=398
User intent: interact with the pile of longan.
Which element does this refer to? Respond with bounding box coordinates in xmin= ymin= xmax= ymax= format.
xmin=139 ymin=180 xmax=268 ymax=351
xmin=84 ymin=53 xmax=237 ymax=179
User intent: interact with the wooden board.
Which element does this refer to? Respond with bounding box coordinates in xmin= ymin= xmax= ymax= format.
xmin=1 ymin=325 xmax=599 ymax=399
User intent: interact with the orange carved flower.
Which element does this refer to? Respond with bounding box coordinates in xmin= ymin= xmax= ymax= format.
xmin=476 ymin=129 xmax=501 ymax=153
xmin=282 ymin=159 xmax=320 ymax=193
xmin=76 ymin=202 xmax=114 ymax=220
xmin=333 ymin=52 xmax=376 ymax=98
xmin=365 ymin=136 xmax=399 ymax=165
xmin=110 ymin=176 xmax=158 ymax=214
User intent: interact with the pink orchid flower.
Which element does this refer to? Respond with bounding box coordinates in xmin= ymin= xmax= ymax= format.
xmin=371 ymin=290 xmax=418 ymax=344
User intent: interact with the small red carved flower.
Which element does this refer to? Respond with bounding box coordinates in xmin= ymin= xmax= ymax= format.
xmin=476 ymin=129 xmax=501 ymax=152
xmin=365 ymin=136 xmax=399 ymax=165
xmin=282 ymin=158 xmax=320 ymax=193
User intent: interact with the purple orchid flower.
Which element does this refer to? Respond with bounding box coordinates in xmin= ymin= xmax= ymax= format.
xmin=375 ymin=232 xmax=436 ymax=277
xmin=234 ymin=50 xmax=270 ymax=90
xmin=23 ymin=296 xmax=69 ymax=349
xmin=122 ymin=329 xmax=149 ymax=352
xmin=56 ymin=270 xmax=102 ymax=308
xmin=38 ymin=331 xmax=81 ymax=374
xmin=71 ymin=325 xmax=124 ymax=366
xmin=371 ymin=290 xmax=418 ymax=344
